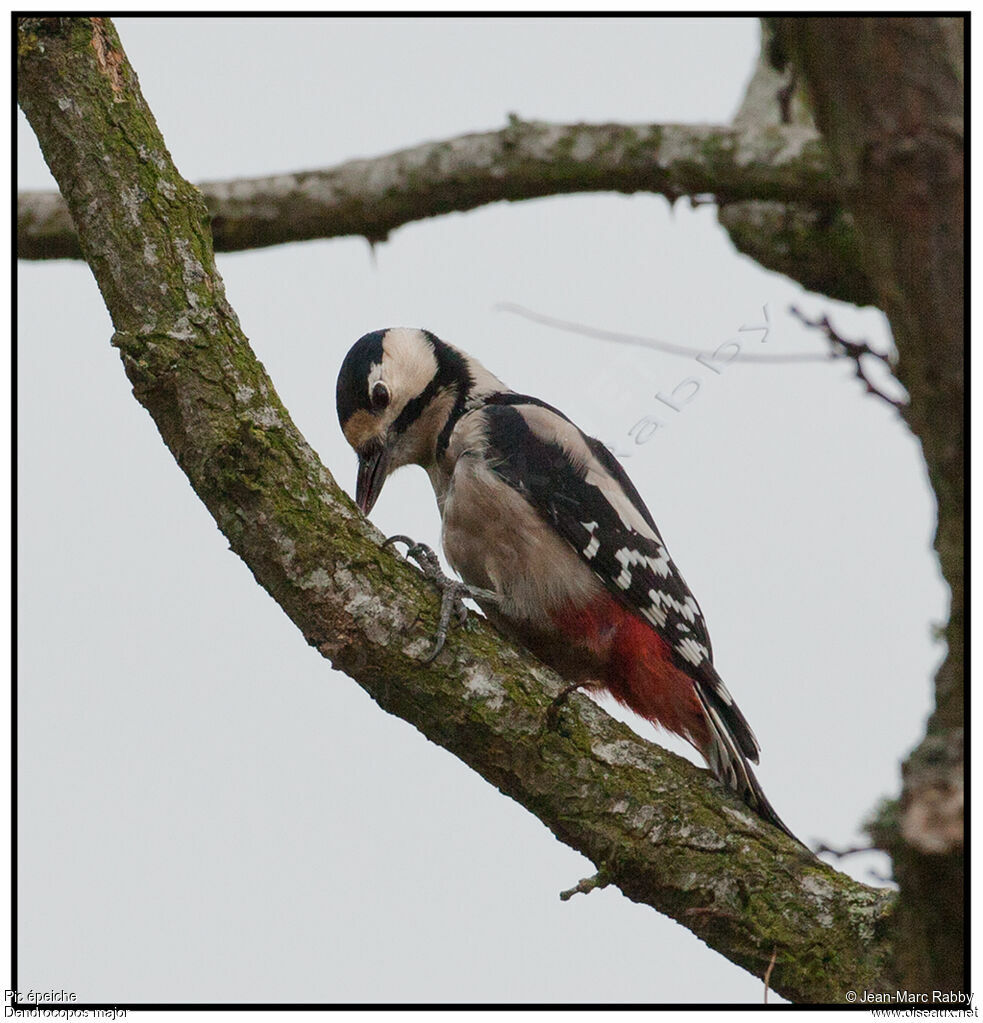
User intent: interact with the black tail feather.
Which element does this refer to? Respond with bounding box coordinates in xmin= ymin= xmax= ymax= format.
xmin=693 ymin=682 xmax=805 ymax=847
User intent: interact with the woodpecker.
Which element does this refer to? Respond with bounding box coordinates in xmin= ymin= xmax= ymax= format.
xmin=336 ymin=327 xmax=796 ymax=841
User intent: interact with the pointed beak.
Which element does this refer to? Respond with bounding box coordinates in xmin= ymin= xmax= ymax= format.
xmin=355 ymin=440 xmax=389 ymax=516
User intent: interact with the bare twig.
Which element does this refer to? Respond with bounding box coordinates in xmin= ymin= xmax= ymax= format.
xmin=764 ymin=948 xmax=779 ymax=1003
xmin=498 ymin=303 xmax=908 ymax=415
xmin=789 ymin=306 xmax=907 ymax=410
xmin=814 ymin=842 xmax=878 ymax=859
xmin=497 ymin=302 xmax=831 ymax=364
xmin=559 ymin=870 xmax=610 ymax=902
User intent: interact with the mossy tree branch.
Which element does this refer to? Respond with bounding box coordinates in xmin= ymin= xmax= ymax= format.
xmin=18 ymin=112 xmax=837 ymax=262
xmin=18 ymin=16 xmax=897 ymax=1004
xmin=16 ymin=23 xmax=876 ymax=310
xmin=717 ymin=25 xmax=874 ymax=307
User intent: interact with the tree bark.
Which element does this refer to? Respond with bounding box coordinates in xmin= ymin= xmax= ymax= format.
xmin=17 ymin=16 xmax=898 ymax=1004
xmin=772 ymin=15 xmax=965 ymax=994
xmin=718 ymin=26 xmax=874 ymax=307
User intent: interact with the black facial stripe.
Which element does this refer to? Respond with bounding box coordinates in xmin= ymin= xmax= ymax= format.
xmin=393 ymin=372 xmax=442 ymax=435
xmin=337 ymin=330 xmax=386 ymax=426
xmin=436 ymin=388 xmax=469 ymax=458
xmin=387 ymin=334 xmax=472 ymax=456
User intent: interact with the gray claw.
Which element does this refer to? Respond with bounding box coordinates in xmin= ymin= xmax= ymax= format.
xmin=383 ymin=535 xmax=473 ymax=662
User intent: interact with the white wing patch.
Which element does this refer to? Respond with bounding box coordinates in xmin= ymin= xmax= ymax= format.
xmin=614 ymin=545 xmax=671 ymax=591
xmin=675 ymin=636 xmax=710 ymax=666
xmin=582 ymin=521 xmax=600 ymax=559
xmin=641 ymin=593 xmax=668 ymax=629
xmin=648 ymin=588 xmax=698 ymax=623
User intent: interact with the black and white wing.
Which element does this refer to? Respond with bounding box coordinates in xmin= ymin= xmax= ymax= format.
xmin=480 ymin=395 xmax=760 ymax=764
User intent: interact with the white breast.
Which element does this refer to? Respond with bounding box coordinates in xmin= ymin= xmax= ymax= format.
xmin=439 ymin=413 xmax=602 ymax=630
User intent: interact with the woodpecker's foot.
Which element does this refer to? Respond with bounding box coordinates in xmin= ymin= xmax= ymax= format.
xmin=383 ymin=535 xmax=498 ymax=663
xmin=545 ymin=681 xmax=590 ymax=731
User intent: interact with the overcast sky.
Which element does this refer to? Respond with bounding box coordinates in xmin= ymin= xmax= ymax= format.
xmin=16 ymin=16 xmax=948 ymax=1005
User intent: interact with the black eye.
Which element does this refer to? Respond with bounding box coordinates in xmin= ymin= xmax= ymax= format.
xmin=370 ymin=381 xmax=390 ymax=411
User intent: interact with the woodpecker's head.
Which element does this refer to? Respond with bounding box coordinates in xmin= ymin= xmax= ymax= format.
xmin=336 ymin=327 xmax=504 ymax=514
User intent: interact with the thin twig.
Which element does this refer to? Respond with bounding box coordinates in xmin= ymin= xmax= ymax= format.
xmin=559 ymin=871 xmax=610 ymax=902
xmin=789 ymin=306 xmax=907 ymax=410
xmin=815 ymin=843 xmax=895 ymax=885
xmin=497 ymin=302 xmax=832 ymax=364
xmin=814 ymin=842 xmax=878 ymax=858
xmin=764 ymin=948 xmax=778 ymax=1004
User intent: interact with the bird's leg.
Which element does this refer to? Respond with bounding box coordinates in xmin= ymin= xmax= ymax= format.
xmin=545 ymin=681 xmax=591 ymax=731
xmin=383 ymin=535 xmax=499 ymax=663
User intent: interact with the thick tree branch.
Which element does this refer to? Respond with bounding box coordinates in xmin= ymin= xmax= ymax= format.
xmin=773 ymin=16 xmax=964 ymax=994
xmin=18 ymin=17 xmax=896 ymax=1004
xmin=19 ymin=112 xmax=835 ymax=261
xmin=717 ymin=25 xmax=874 ymax=306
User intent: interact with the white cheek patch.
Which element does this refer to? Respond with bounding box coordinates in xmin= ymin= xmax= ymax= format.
xmin=382 ymin=329 xmax=439 ymax=411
